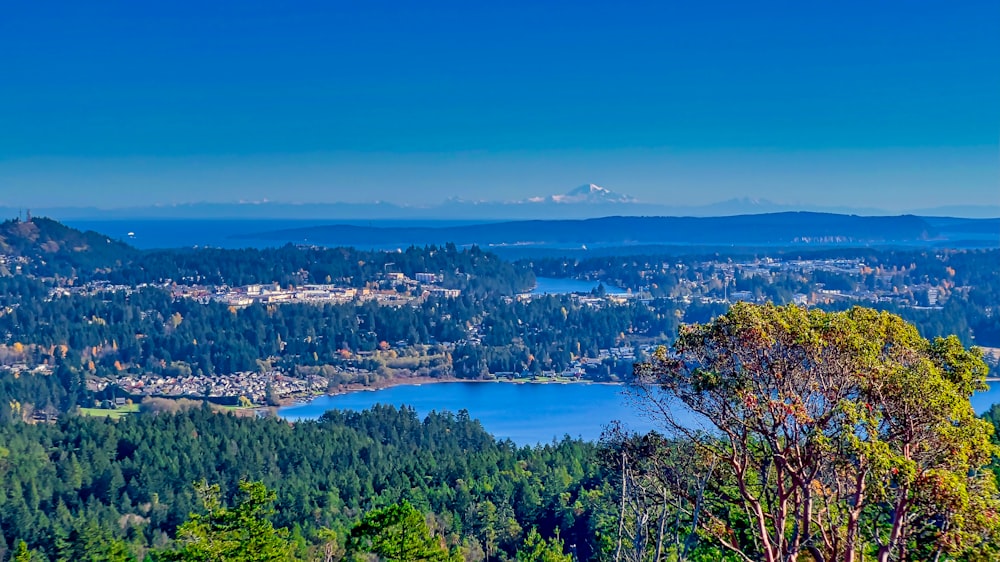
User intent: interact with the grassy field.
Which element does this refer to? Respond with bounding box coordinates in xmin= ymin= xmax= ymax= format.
xmin=79 ymin=404 xmax=139 ymax=419
xmin=79 ymin=401 xmax=261 ymax=419
xmin=217 ymin=404 xmax=259 ymax=411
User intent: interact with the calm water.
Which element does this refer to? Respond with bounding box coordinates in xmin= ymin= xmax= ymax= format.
xmin=65 ymin=219 xmax=491 ymax=250
xmin=277 ymin=381 xmax=1000 ymax=446
xmin=531 ymin=277 xmax=627 ymax=295
xmin=972 ymin=382 xmax=1000 ymax=413
xmin=278 ymin=382 xmax=657 ymax=445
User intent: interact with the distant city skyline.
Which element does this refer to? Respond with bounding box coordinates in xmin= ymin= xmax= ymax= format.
xmin=2 ymin=1 xmax=998 ymax=213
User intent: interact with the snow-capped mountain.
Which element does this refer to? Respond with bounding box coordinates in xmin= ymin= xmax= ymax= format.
xmin=19 ymin=182 xmax=997 ymax=221
xmin=529 ymin=184 xmax=639 ymax=204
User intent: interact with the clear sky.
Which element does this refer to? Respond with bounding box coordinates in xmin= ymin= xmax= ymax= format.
xmin=1 ymin=0 xmax=998 ymax=211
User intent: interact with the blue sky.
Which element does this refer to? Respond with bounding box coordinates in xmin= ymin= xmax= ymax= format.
xmin=1 ymin=1 xmax=998 ymax=211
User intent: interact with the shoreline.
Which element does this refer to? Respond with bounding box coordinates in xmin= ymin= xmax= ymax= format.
xmin=278 ymin=375 xmax=624 ymax=408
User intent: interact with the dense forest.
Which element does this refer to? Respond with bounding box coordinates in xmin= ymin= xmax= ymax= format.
xmin=0 ymin=405 xmax=611 ymax=561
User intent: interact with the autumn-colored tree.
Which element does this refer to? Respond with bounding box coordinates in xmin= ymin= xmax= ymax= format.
xmin=631 ymin=303 xmax=1000 ymax=562
xmin=169 ymin=312 xmax=184 ymax=329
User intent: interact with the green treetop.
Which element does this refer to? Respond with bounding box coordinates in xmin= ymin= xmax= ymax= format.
xmin=162 ymin=480 xmax=296 ymax=562
xmin=631 ymin=303 xmax=1000 ymax=562
xmin=347 ymin=501 xmax=452 ymax=562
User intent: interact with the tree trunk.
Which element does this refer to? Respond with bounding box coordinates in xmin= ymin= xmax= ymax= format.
xmin=843 ymin=470 xmax=867 ymax=562
xmin=615 ymin=451 xmax=627 ymax=562
xmin=876 ymin=498 xmax=908 ymax=562
xmin=653 ymin=492 xmax=668 ymax=562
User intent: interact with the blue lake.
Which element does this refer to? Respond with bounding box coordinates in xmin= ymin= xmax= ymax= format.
xmin=278 ymin=382 xmax=657 ymax=445
xmin=277 ymin=380 xmax=1000 ymax=446
xmin=531 ymin=277 xmax=627 ymax=295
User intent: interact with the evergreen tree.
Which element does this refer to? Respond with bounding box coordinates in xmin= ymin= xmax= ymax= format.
xmin=516 ymin=529 xmax=573 ymax=562
xmin=162 ymin=480 xmax=296 ymax=562
xmin=12 ymin=541 xmax=36 ymax=562
xmin=348 ymin=501 xmax=451 ymax=562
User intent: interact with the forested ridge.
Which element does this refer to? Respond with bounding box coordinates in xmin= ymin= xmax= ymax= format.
xmin=1 ymin=218 xmax=532 ymax=295
xmin=0 ymin=284 xmax=671 ymax=381
xmin=242 ymin=213 xmax=940 ymax=247
xmin=0 ymin=218 xmax=683 ymax=419
xmin=525 ymin=248 xmax=1000 ymax=348
xmin=0 ymin=406 xmax=609 ymax=561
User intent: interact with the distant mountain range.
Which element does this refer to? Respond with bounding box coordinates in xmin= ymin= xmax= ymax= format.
xmin=4 ymin=184 xmax=998 ymax=220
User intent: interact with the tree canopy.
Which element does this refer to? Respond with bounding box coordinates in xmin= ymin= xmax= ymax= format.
xmin=630 ymin=303 xmax=1000 ymax=562
xmin=347 ymin=501 xmax=452 ymax=562
xmin=164 ymin=480 xmax=295 ymax=562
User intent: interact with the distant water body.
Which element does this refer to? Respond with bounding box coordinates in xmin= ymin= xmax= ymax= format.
xmin=278 ymin=381 xmax=1000 ymax=446
xmin=531 ymin=277 xmax=627 ymax=295
xmin=64 ymin=218 xmax=998 ymax=255
xmin=278 ymin=382 xmax=658 ymax=445
xmin=971 ymin=384 xmax=1000 ymax=414
xmin=65 ymin=219 xmax=492 ymax=250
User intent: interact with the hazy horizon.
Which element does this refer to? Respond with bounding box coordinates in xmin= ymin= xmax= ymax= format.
xmin=2 ymin=1 xmax=998 ymax=212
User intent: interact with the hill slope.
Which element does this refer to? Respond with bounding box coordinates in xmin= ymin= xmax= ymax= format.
xmin=0 ymin=217 xmax=136 ymax=274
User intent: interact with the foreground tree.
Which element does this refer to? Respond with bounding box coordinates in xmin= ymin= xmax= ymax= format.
xmin=12 ymin=541 xmax=36 ymax=562
xmin=515 ymin=528 xmax=572 ymax=562
xmin=347 ymin=501 xmax=452 ymax=562
xmin=162 ymin=480 xmax=296 ymax=562
xmin=631 ymin=303 xmax=1000 ymax=562
xmin=599 ymin=425 xmax=720 ymax=562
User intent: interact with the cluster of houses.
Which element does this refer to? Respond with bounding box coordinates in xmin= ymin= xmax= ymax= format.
xmin=48 ymin=280 xmax=146 ymax=299
xmin=216 ymin=283 xmax=362 ymax=307
xmin=108 ymin=370 xmax=327 ymax=404
xmin=205 ymin=274 xmax=460 ymax=308
xmin=44 ymin=272 xmax=463 ymax=309
xmin=493 ymin=344 xmax=653 ymax=381
xmin=0 ymin=363 xmax=52 ymax=375
xmin=0 ymin=253 xmax=28 ymax=274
